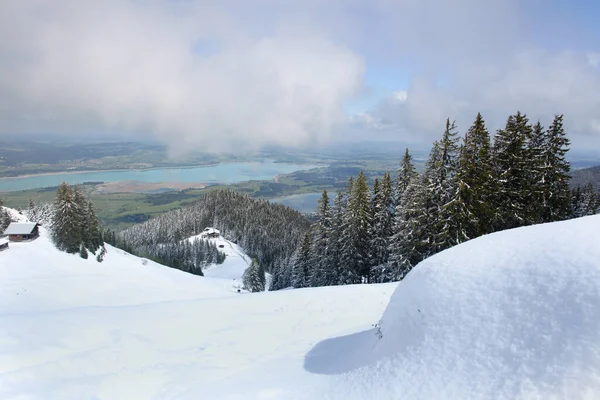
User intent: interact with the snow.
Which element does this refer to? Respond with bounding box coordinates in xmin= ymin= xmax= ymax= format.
xmin=2 ymin=213 xmax=600 ymax=399
xmin=2 ymin=207 xmax=29 ymax=223
xmin=303 ymin=214 xmax=600 ymax=399
xmin=2 ymin=222 xmax=38 ymax=235
xmin=0 ymin=225 xmax=396 ymax=399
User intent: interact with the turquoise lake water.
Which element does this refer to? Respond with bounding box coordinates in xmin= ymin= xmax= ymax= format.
xmin=270 ymin=192 xmax=322 ymax=213
xmin=0 ymin=162 xmax=318 ymax=192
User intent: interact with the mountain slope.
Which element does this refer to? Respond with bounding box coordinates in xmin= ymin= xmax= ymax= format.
xmin=2 ymin=215 xmax=599 ymax=399
xmin=0 ymin=228 xmax=396 ymax=399
xmin=187 ymin=232 xmax=251 ymax=281
xmin=570 ymin=164 xmax=600 ymax=189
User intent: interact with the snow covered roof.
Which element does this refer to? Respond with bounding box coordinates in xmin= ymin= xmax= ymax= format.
xmin=202 ymin=227 xmax=220 ymax=235
xmin=3 ymin=222 xmax=38 ymax=235
xmin=0 ymin=237 xmax=8 ymax=246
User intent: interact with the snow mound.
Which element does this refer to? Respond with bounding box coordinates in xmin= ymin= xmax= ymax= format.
xmin=307 ymin=215 xmax=600 ymax=399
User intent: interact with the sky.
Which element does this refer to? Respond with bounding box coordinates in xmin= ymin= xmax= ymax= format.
xmin=0 ymin=0 xmax=599 ymax=154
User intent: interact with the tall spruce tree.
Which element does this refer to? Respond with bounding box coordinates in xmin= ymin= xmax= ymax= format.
xmin=395 ymin=148 xmax=418 ymax=208
xmin=388 ymin=173 xmax=428 ymax=280
xmin=346 ymin=171 xmax=372 ymax=282
xmin=338 ymin=177 xmax=359 ymax=284
xmin=329 ymin=190 xmax=346 ymax=285
xmin=52 ymin=182 xmax=82 ymax=253
xmin=243 ymin=258 xmax=266 ymax=292
xmin=310 ymin=190 xmax=333 ymax=287
xmin=455 ymin=112 xmax=494 ymax=239
xmin=523 ymin=121 xmax=546 ymax=224
xmin=432 ymin=119 xmax=461 ymax=252
xmin=492 ymin=111 xmax=532 ymax=230
xmin=369 ymin=173 xmax=393 ymax=271
xmin=542 ymin=114 xmax=572 ymax=221
xmin=292 ymin=232 xmax=312 ymax=288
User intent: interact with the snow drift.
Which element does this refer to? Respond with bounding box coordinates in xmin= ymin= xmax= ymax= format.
xmin=306 ymin=215 xmax=600 ymax=399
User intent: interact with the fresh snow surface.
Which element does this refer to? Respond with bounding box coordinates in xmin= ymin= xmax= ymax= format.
xmin=302 ymin=214 xmax=600 ymax=400
xmin=2 ymin=214 xmax=599 ymax=399
xmin=0 ymin=227 xmax=396 ymax=399
xmin=187 ymin=233 xmax=251 ymax=281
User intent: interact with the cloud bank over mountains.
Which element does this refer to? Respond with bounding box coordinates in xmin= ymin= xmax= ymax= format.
xmin=0 ymin=0 xmax=598 ymax=152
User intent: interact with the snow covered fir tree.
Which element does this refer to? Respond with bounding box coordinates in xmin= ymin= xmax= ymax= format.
xmin=51 ymin=182 xmax=106 ymax=261
xmin=271 ymin=111 xmax=597 ymax=290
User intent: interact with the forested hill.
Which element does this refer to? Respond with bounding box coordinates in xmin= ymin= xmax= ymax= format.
xmin=117 ymin=189 xmax=311 ymax=273
xmin=571 ymin=165 xmax=600 ymax=189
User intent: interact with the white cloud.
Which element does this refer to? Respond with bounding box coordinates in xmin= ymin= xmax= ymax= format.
xmin=0 ymin=1 xmax=364 ymax=153
xmin=1 ymin=0 xmax=599 ymax=152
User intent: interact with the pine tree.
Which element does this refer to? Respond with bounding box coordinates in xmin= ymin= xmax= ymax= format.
xmin=346 ymin=171 xmax=372 ymax=282
xmin=28 ymin=198 xmax=37 ymax=222
xmin=542 ymin=114 xmax=572 ymax=221
xmin=432 ymin=119 xmax=461 ymax=252
xmin=310 ymin=190 xmax=333 ymax=287
xmin=388 ymin=173 xmax=428 ymax=280
xmin=329 ymin=190 xmax=346 ymax=285
xmin=525 ymin=121 xmax=547 ymax=224
xmin=338 ymin=177 xmax=358 ymax=284
xmin=292 ymin=232 xmax=312 ymax=288
xmin=395 ymin=148 xmax=418 ymax=209
xmin=492 ymin=111 xmax=532 ymax=230
xmin=455 ymin=112 xmax=494 ymax=239
xmin=369 ymin=173 xmax=393 ymax=271
xmin=52 ymin=182 xmax=82 ymax=253
xmin=242 ymin=258 xmax=266 ymax=292
xmin=84 ymin=200 xmax=103 ymax=254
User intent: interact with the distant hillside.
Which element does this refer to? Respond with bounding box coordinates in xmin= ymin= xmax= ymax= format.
xmin=119 ymin=189 xmax=311 ymax=274
xmin=570 ymin=165 xmax=600 ymax=189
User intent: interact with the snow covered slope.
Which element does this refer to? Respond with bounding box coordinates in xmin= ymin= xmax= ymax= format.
xmin=305 ymin=215 xmax=600 ymax=400
xmin=2 ymin=206 xmax=29 ymax=223
xmin=0 ymin=227 xmax=396 ymax=399
xmin=187 ymin=232 xmax=251 ymax=281
xmin=2 ymin=215 xmax=599 ymax=399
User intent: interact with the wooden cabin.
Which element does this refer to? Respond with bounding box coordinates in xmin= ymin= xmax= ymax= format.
xmin=3 ymin=222 xmax=40 ymax=242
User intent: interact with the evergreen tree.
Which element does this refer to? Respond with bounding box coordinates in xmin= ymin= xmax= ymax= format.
xmin=310 ymin=190 xmax=333 ymax=287
xmin=346 ymin=171 xmax=372 ymax=282
xmin=338 ymin=177 xmax=358 ymax=284
xmin=242 ymin=258 xmax=266 ymax=292
xmin=369 ymin=173 xmax=393 ymax=270
xmin=431 ymin=119 xmax=461 ymax=252
xmin=395 ymin=148 xmax=418 ymax=208
xmin=292 ymin=232 xmax=312 ymax=288
xmin=28 ymin=198 xmax=37 ymax=222
xmin=329 ymin=190 xmax=346 ymax=285
xmin=525 ymin=121 xmax=547 ymax=224
xmin=388 ymin=173 xmax=428 ymax=280
xmin=577 ymin=184 xmax=598 ymax=216
xmin=84 ymin=200 xmax=104 ymax=254
xmin=492 ymin=111 xmax=532 ymax=230
xmin=52 ymin=182 xmax=82 ymax=253
xmin=455 ymin=112 xmax=494 ymax=239
xmin=542 ymin=114 xmax=572 ymax=221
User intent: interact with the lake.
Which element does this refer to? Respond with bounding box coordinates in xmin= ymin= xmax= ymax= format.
xmin=0 ymin=162 xmax=318 ymax=192
xmin=270 ymin=192 xmax=322 ymax=214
